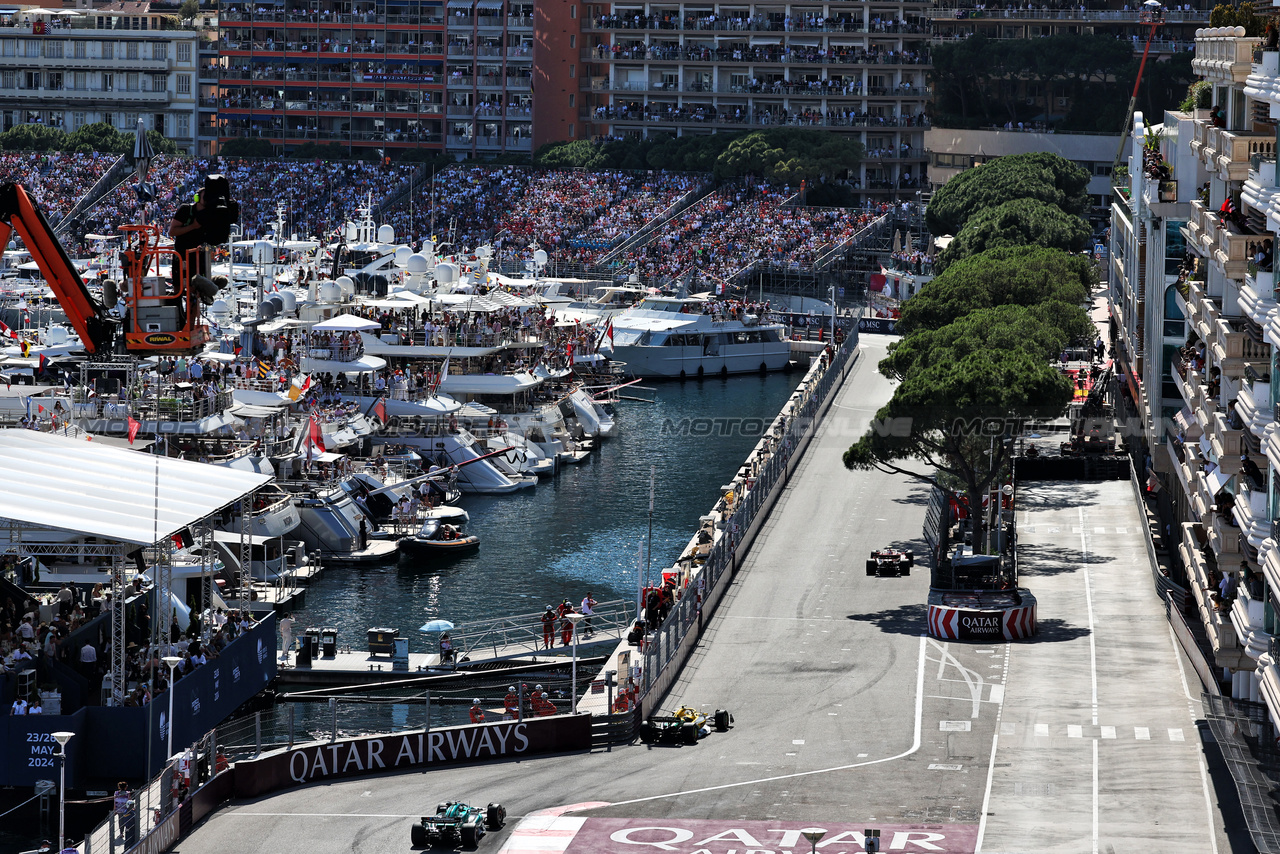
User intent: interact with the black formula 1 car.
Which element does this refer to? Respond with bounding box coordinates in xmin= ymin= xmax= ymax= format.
xmin=411 ymin=801 xmax=506 ymax=849
xmin=866 ymin=548 xmax=913 ymax=577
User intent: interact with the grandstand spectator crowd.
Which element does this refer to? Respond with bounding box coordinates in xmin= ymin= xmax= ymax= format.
xmin=6 ymin=154 xmax=890 ymax=287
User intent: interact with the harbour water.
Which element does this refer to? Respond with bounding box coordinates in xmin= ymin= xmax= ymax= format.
xmin=295 ymin=370 xmax=805 ymax=644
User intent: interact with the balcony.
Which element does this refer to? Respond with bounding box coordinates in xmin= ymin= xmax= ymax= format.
xmin=1245 ymin=49 xmax=1280 ymax=113
xmin=1211 ymin=510 xmax=1242 ymax=556
xmin=1193 ymin=33 xmax=1256 ymax=85
xmin=1241 ymin=269 xmax=1277 ymax=328
xmin=1212 ymin=315 xmax=1271 ymax=374
xmin=1180 ymin=522 xmax=1242 ymax=660
xmin=1210 ymin=410 xmax=1246 ymax=462
xmin=1231 ymin=587 xmax=1271 ymax=661
xmin=1186 ymin=199 xmax=1219 ymax=257
xmin=1208 ymin=127 xmax=1277 ymax=181
xmin=1237 ymin=375 xmax=1274 ymax=442
xmin=1215 ymin=224 xmax=1261 ymax=280
xmin=1235 ymin=480 xmax=1271 ymax=555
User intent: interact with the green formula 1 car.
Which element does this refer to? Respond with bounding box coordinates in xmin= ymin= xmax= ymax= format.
xmin=411 ymin=801 xmax=506 ymax=849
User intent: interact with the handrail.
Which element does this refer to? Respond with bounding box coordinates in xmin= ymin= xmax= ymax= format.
xmin=450 ymin=599 xmax=633 ymax=661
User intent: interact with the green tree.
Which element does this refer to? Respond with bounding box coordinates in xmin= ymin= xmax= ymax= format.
xmin=65 ymin=122 xmax=130 ymax=154
xmin=179 ymin=0 xmax=199 ymax=23
xmin=894 ymin=245 xmax=1095 ymax=337
xmin=936 ymin=197 xmax=1091 ymax=270
xmin=714 ymin=128 xmax=863 ymax=183
xmin=145 ymin=130 xmax=180 ymax=157
xmin=844 ymin=346 xmax=1074 ymax=552
xmin=925 ymin=152 xmax=1090 ymax=236
xmin=0 ymin=124 xmax=68 ymax=152
xmin=879 ymin=304 xmax=1072 ymax=382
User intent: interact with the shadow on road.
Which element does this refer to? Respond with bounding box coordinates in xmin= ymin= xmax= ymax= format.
xmin=846 ymin=603 xmax=928 ymax=635
xmin=1018 ymin=542 xmax=1118 ymax=575
xmin=1028 ymin=617 xmax=1091 ymax=643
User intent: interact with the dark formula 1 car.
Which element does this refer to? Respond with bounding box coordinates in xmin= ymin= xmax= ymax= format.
xmin=411 ymin=801 xmax=506 ymax=849
xmin=867 ymin=548 xmax=913 ymax=577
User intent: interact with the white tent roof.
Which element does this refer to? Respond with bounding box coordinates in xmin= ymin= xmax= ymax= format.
xmin=0 ymin=429 xmax=273 ymax=545
xmin=312 ymin=314 xmax=381 ymax=332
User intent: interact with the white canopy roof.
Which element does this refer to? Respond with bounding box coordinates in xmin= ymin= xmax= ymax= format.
xmin=312 ymin=314 xmax=381 ymax=332
xmin=0 ymin=429 xmax=273 ymax=546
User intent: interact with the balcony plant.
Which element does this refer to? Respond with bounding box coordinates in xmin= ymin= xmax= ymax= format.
xmin=1180 ymin=80 xmax=1213 ymax=113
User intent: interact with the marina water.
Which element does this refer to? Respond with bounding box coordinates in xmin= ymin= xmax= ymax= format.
xmin=265 ymin=371 xmax=805 ymax=739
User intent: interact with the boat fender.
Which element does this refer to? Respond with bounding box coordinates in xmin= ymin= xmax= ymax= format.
xmin=723 ymin=491 xmax=735 ymax=506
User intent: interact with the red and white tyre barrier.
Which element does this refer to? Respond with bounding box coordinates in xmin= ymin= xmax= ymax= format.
xmin=927 ymin=593 xmax=1037 ymax=641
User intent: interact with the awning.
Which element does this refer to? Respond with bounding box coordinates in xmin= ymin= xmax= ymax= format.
xmin=0 ymin=430 xmax=271 ymax=546
xmin=1174 ymin=405 xmax=1203 ymax=438
xmin=1206 ymin=468 xmax=1230 ymax=496
xmin=446 ymin=0 xmax=472 ymax=7
xmin=476 ymin=0 xmax=504 ymax=8
xmin=312 ymin=313 xmax=381 ymax=332
xmin=228 ymin=403 xmax=286 ymax=420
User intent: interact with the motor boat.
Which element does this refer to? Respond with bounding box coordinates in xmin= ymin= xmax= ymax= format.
xmin=399 ymin=517 xmax=480 ymax=559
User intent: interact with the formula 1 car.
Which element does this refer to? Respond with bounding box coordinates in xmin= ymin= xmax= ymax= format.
xmin=411 ymin=801 xmax=506 ymax=849
xmin=639 ymin=706 xmax=732 ymax=745
xmin=866 ymin=548 xmax=913 ymax=577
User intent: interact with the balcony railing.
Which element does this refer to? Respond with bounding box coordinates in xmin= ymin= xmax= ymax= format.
xmin=1204 ymin=126 xmax=1277 ymax=181
xmin=1217 ymin=226 xmax=1267 ymax=281
xmin=582 ymin=45 xmax=930 ymax=66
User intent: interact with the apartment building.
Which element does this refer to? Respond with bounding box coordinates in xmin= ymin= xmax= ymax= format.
xmin=1111 ymin=26 xmax=1280 ymax=733
xmin=577 ymin=1 xmax=931 ymax=200
xmin=0 ymin=2 xmax=200 ymax=151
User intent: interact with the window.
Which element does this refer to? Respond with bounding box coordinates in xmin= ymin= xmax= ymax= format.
xmin=0 ymin=40 xmax=12 ymax=57
xmin=568 ymin=122 xmax=574 ymax=135
xmin=125 ymin=112 xmax=138 ymax=129
xmin=1094 ymin=162 xmax=1112 ymax=177
xmin=127 ymin=41 xmax=139 ymax=59
xmin=103 ymin=112 xmax=113 ymax=127
xmin=569 ymin=64 xmax=575 ymax=77
xmin=176 ymin=73 xmax=191 ymax=94
xmin=72 ymin=112 xmax=85 ymax=129
xmin=74 ymin=71 xmax=85 ymax=90
xmin=0 ymin=72 xmax=12 ymax=90
xmin=153 ymin=42 xmax=167 ymax=60
xmin=569 ymin=93 xmax=575 ymax=107
xmin=177 ymin=113 xmax=189 ymax=136
xmin=23 ymin=39 xmax=39 ymax=57
xmin=569 ymin=34 xmax=576 ymax=48
xmin=127 ymin=72 xmax=139 ymax=91
xmin=153 ymin=112 xmax=164 ymax=133
xmin=73 ymin=40 xmax=85 ymax=58
xmin=44 ymin=40 xmax=62 ymax=58
xmin=47 ymin=72 xmax=63 ymax=90
xmin=100 ymin=40 xmax=113 ymax=59
xmin=102 ymin=72 xmax=114 ymax=91
xmin=177 ymin=41 xmax=190 ymax=62
xmin=570 ymin=4 xmax=575 ymax=16
xmin=150 ymin=73 xmax=168 ymax=92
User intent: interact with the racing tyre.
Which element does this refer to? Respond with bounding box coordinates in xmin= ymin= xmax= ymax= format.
xmin=866 ymin=559 xmax=877 ymax=577
xmin=640 ymin=721 xmax=658 ymax=743
xmin=681 ymin=723 xmax=699 ymax=745
xmin=486 ymin=803 xmax=506 ymax=829
xmin=411 ymin=824 xmax=428 ymax=848
xmin=461 ymin=825 xmax=479 ymax=849
xmin=904 ymin=551 xmax=914 ymax=567
xmin=900 ymin=564 xmax=910 ymax=577
xmin=714 ymin=709 xmax=731 ymax=731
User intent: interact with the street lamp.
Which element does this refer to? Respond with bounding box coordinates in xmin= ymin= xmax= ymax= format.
xmin=566 ymin=612 xmax=585 ymax=714
xmin=52 ymin=731 xmax=74 ymax=854
xmin=162 ymin=656 xmax=182 ymax=762
xmin=800 ymin=828 xmax=826 ymax=854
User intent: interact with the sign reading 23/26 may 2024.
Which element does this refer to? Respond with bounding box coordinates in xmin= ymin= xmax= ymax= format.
xmin=564 ymin=819 xmax=979 ymax=853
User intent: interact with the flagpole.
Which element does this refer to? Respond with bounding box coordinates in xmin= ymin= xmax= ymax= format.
xmin=645 ymin=464 xmax=655 ymax=601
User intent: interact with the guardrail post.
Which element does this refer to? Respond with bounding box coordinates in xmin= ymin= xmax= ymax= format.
xmin=424 ymin=691 xmax=431 ymax=730
xmin=288 ymin=705 xmax=295 ymax=749
xmin=254 ymin=711 xmax=262 ymax=755
xmin=330 ymin=698 xmax=337 ymax=743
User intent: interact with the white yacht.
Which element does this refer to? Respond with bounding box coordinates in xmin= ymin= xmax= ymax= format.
xmin=604 ymin=295 xmax=791 ymax=378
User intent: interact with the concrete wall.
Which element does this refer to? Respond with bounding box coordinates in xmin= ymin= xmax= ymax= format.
xmin=532 ymin=0 xmax=583 ymax=147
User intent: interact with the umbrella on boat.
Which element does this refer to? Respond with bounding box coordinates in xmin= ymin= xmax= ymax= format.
xmin=904 ymin=231 xmax=914 ymax=253
xmin=131 ymin=118 xmax=156 ymax=210
xmin=419 ymin=619 xmax=455 ymax=633
xmin=312 ymin=313 xmax=381 ymax=332
xmin=892 ymin=230 xmax=901 ymax=253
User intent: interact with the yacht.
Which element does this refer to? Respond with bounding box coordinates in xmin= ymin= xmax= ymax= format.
xmin=603 ymin=295 xmax=791 ymax=378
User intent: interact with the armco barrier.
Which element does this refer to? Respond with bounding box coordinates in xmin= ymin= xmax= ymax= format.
xmin=231 ymin=713 xmax=592 ymax=799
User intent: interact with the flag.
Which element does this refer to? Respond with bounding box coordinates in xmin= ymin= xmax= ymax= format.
xmin=128 ymin=416 xmax=140 ymax=444
xmin=287 ymin=373 xmax=312 ymax=402
xmin=256 ymin=359 xmax=271 ymax=379
xmin=0 ymin=320 xmax=14 ymax=340
xmin=20 ymin=340 xmax=29 ymax=358
xmin=372 ymin=397 xmax=388 ymax=425
xmin=605 ymin=320 xmax=614 ymax=345
xmin=307 ymin=413 xmax=327 ymax=453
xmin=433 ymin=356 xmax=449 ymax=393
xmin=566 ymin=339 xmax=574 ymax=364
xmin=37 ymin=353 xmax=46 ymax=371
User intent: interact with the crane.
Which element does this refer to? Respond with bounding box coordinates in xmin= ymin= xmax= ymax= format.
xmin=1111 ymin=1 xmax=1166 ymax=178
